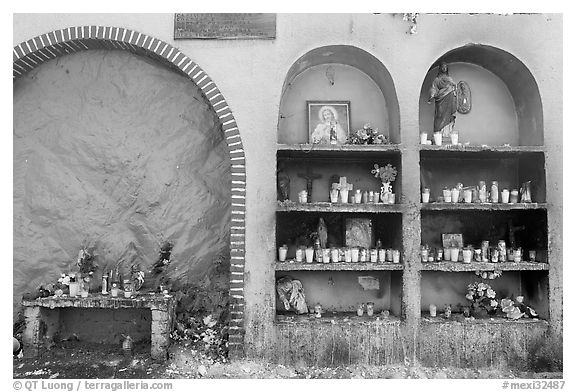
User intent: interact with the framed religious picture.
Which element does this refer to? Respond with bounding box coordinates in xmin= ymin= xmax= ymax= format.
xmin=442 ymin=233 xmax=463 ymax=248
xmin=307 ymin=101 xmax=350 ymax=145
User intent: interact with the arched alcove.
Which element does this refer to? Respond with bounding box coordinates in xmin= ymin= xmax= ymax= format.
xmin=419 ymin=44 xmax=543 ymax=146
xmin=278 ymin=45 xmax=401 ymax=144
xmin=13 ymin=26 xmax=247 ymax=358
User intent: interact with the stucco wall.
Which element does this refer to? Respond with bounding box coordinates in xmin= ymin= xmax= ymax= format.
xmin=13 ymin=13 xmax=563 ymax=360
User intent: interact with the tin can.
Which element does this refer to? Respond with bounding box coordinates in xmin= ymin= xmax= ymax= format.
xmin=498 ymin=240 xmax=507 ymax=262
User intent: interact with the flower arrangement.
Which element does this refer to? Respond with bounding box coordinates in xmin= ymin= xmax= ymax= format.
xmin=500 ymin=296 xmax=538 ymax=320
xmin=77 ymin=246 xmax=97 ymax=278
xmin=465 ymin=282 xmax=499 ymax=316
xmin=57 ymin=272 xmax=76 ymax=288
xmin=371 ymin=164 xmax=397 ymax=184
xmin=348 ymin=124 xmax=389 ymax=145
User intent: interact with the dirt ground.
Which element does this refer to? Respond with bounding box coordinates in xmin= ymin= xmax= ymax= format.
xmin=13 ymin=340 xmax=563 ymax=380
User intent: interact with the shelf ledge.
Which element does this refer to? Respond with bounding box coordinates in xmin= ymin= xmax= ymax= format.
xmin=277 ymin=143 xmax=401 ymax=152
xmin=277 ymin=201 xmax=404 ymax=213
xmin=275 ymin=312 xmax=401 ymax=325
xmin=421 ymin=314 xmax=548 ymax=325
xmin=419 ymin=144 xmax=544 ymax=153
xmin=420 ymin=202 xmax=546 ymax=210
xmin=276 ymin=261 xmax=404 ymax=271
xmin=420 ymin=261 xmax=549 ymax=272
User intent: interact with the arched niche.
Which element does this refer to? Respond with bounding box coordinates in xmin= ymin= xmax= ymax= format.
xmin=278 ymin=45 xmax=401 ymax=144
xmin=419 ymin=44 xmax=543 ymax=146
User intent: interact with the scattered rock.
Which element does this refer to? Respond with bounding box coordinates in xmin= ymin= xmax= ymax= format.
xmin=197 ymin=364 xmax=207 ymax=377
xmin=434 ymin=371 xmax=448 ymax=379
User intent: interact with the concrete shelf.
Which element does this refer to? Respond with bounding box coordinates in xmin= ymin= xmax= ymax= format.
xmin=420 ymin=261 xmax=549 ymax=272
xmin=275 ymin=261 xmax=404 ymax=271
xmin=419 ymin=144 xmax=545 ymax=154
xmin=275 ymin=312 xmax=401 ymax=325
xmin=420 ymin=202 xmax=547 ymax=211
xmin=277 ymin=143 xmax=401 ymax=159
xmin=277 ymin=201 xmax=404 ymax=213
xmin=420 ymin=313 xmax=548 ymax=325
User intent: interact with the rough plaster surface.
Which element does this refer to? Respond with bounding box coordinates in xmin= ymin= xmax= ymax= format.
xmin=13 ymin=50 xmax=230 ymax=316
xmin=13 ymin=13 xmax=563 ymax=361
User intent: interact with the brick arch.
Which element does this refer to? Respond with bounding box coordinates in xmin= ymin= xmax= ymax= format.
xmin=13 ymin=26 xmax=246 ymax=358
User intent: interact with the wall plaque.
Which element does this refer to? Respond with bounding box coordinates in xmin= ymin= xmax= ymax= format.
xmin=174 ymin=13 xmax=276 ymax=40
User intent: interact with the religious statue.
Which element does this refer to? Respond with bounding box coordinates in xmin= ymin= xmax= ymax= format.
xmin=428 ymin=62 xmax=471 ymax=137
xmin=277 ymin=162 xmax=290 ymax=201
xmin=276 ymin=276 xmax=308 ymax=314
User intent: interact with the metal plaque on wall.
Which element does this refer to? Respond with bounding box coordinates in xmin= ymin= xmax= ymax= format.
xmin=174 ymin=13 xmax=276 ymax=40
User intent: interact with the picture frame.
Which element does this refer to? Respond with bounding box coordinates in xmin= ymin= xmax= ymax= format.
xmin=442 ymin=233 xmax=463 ymax=248
xmin=307 ymin=100 xmax=350 ymax=145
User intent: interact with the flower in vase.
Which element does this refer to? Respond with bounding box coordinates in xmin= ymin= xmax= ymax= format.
xmin=487 ymin=288 xmax=496 ymax=299
xmin=371 ymin=164 xmax=397 ymax=184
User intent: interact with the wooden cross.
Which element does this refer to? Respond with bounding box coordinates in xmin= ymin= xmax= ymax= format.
xmin=297 ymin=167 xmax=322 ymax=203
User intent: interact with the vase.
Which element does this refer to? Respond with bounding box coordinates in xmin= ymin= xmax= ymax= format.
xmin=380 ymin=182 xmax=392 ymax=205
xmin=471 ymin=307 xmax=489 ymax=319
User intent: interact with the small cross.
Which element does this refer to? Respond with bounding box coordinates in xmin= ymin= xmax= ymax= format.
xmin=297 ymin=167 xmax=322 ymax=202
xmin=337 ymin=176 xmax=353 ymax=192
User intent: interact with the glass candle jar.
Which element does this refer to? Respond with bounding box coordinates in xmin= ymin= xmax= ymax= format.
xmin=305 ymin=247 xmax=314 ymax=263
xmin=278 ymin=245 xmax=288 ymax=262
xmin=123 ymin=280 xmax=133 ymax=298
xmin=378 ymin=248 xmax=386 ymax=263
xmin=422 ymin=188 xmax=430 ymax=203
xmin=322 ymin=248 xmax=331 ymax=264
xmin=429 ymin=304 xmax=437 ymax=317
xmin=331 ymin=248 xmax=339 ymax=263
xmin=501 ymin=189 xmax=510 ymax=203
xmin=110 ymin=283 xmax=119 ymax=298
xmin=344 ymin=248 xmax=352 ymax=263
xmin=421 ymin=246 xmax=429 ymax=262
xmin=463 ymin=189 xmax=473 ymax=203
xmin=451 ymin=188 xmax=459 ymax=203
xmin=351 ymin=247 xmax=359 ymax=263
xmin=366 ymin=302 xmax=374 ymax=317
xmin=491 ymin=181 xmax=499 ymax=203
xmin=510 ymin=189 xmax=519 ymax=203
xmin=370 ymin=249 xmax=378 ymax=263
